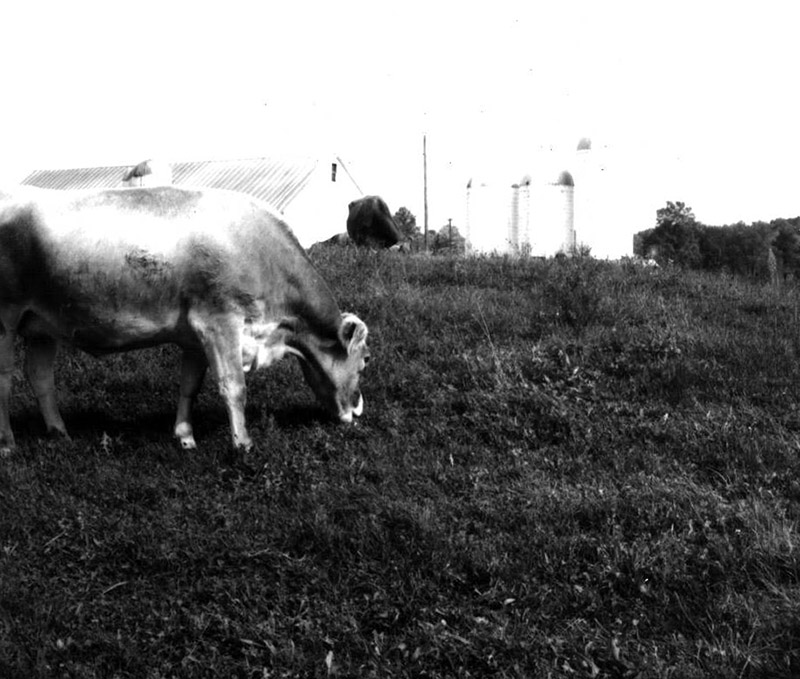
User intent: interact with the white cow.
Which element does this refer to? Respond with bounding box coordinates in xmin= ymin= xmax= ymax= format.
xmin=0 ymin=185 xmax=369 ymax=455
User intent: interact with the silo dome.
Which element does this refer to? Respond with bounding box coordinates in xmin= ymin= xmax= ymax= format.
xmin=577 ymin=137 xmax=592 ymax=151
xmin=555 ymin=170 xmax=574 ymax=187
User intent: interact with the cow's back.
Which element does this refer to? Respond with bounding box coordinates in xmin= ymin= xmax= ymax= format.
xmin=0 ymin=186 xmax=344 ymax=349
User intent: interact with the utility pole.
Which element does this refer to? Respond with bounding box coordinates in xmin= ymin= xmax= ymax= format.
xmin=423 ymin=134 xmax=428 ymax=252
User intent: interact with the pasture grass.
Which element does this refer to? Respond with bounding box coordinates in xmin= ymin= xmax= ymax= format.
xmin=2 ymin=249 xmax=800 ymax=677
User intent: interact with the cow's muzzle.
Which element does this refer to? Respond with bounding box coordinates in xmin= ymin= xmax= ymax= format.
xmin=339 ymin=393 xmax=364 ymax=423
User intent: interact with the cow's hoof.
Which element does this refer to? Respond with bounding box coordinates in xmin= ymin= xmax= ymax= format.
xmin=174 ymin=423 xmax=197 ymax=450
xmin=45 ymin=428 xmax=71 ymax=441
xmin=0 ymin=435 xmax=15 ymax=458
xmin=178 ymin=436 xmax=197 ymax=450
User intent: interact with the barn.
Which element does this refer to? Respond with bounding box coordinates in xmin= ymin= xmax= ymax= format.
xmin=20 ymin=155 xmax=364 ymax=248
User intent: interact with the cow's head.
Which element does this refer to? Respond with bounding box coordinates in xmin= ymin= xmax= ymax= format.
xmin=299 ymin=313 xmax=370 ymax=423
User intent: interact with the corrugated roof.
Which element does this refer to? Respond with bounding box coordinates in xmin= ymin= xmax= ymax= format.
xmin=171 ymin=157 xmax=318 ymax=211
xmin=22 ymin=165 xmax=124 ymax=191
xmin=21 ymin=156 xmax=327 ymax=213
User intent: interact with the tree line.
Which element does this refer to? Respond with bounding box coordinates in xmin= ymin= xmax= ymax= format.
xmin=394 ymin=207 xmax=466 ymax=254
xmin=634 ymin=201 xmax=800 ymax=280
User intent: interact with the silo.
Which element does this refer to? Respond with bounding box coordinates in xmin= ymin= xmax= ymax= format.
xmin=538 ymin=170 xmax=575 ymax=255
xmin=553 ymin=170 xmax=575 ymax=253
xmin=465 ymin=179 xmax=476 ymax=254
xmin=509 ymin=183 xmax=520 ymax=250
xmin=573 ymin=138 xmax=592 ymax=250
xmin=517 ymin=175 xmax=533 ymax=253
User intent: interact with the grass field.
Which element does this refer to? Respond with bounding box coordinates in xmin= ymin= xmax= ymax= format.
xmin=1 ymin=249 xmax=799 ymax=678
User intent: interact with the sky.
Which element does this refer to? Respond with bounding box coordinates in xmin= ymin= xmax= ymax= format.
xmin=2 ymin=1 xmax=799 ymax=247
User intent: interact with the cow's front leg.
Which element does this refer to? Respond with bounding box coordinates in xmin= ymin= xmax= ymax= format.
xmin=24 ymin=335 xmax=69 ymax=441
xmin=173 ymin=349 xmax=208 ymax=450
xmin=191 ymin=317 xmax=252 ymax=452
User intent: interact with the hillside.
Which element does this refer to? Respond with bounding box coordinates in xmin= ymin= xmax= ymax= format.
xmin=1 ymin=251 xmax=799 ymax=677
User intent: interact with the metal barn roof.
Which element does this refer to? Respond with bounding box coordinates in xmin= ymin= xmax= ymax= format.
xmin=20 ymin=156 xmax=347 ymax=213
xmin=22 ymin=165 xmax=124 ymax=191
xmin=171 ymin=157 xmax=318 ymax=211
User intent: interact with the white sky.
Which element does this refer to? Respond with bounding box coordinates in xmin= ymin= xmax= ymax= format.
xmin=2 ymin=1 xmax=799 ymax=237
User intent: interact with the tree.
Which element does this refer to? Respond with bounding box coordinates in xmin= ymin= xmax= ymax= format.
xmin=635 ymin=207 xmax=800 ymax=280
xmin=656 ymin=201 xmax=696 ymax=229
xmin=393 ymin=207 xmax=419 ymax=240
xmin=644 ymin=201 xmax=702 ymax=267
xmin=432 ymin=223 xmax=466 ymax=255
xmin=771 ymin=220 xmax=800 ymax=280
xmin=698 ymin=226 xmax=727 ymax=270
xmin=632 ymin=229 xmax=654 ymax=258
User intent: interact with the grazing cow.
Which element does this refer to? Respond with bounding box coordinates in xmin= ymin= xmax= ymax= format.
xmin=346 ymin=195 xmax=402 ymax=248
xmin=0 ymin=185 xmax=369 ymax=455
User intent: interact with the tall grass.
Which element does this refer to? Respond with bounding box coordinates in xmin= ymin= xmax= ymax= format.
xmin=1 ymin=251 xmax=799 ymax=677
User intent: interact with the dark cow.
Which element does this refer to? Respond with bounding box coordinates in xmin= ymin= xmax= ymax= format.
xmin=0 ymin=186 xmax=369 ymax=455
xmin=346 ymin=195 xmax=402 ymax=248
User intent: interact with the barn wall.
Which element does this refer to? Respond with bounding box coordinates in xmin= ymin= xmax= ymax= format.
xmin=282 ymin=160 xmax=362 ymax=248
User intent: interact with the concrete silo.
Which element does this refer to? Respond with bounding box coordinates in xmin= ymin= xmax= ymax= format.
xmin=509 ymin=182 xmax=520 ymax=249
xmin=573 ymin=138 xmax=592 ymax=251
xmin=465 ymin=161 xmax=576 ymax=256
xmin=574 ymin=135 xmax=639 ymax=259
xmin=536 ymin=170 xmax=575 ymax=255
xmin=554 ymin=170 xmax=576 ymax=253
xmin=516 ymin=175 xmax=533 ymax=253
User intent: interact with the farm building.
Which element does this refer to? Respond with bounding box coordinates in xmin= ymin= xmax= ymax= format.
xmin=20 ymin=155 xmax=363 ymax=248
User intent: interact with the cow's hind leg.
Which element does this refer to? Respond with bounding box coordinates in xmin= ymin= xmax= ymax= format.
xmin=25 ymin=335 xmax=69 ymax=441
xmin=174 ymin=349 xmax=208 ymax=450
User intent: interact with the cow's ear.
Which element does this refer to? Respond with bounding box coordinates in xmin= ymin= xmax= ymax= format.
xmin=340 ymin=313 xmax=368 ymax=354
